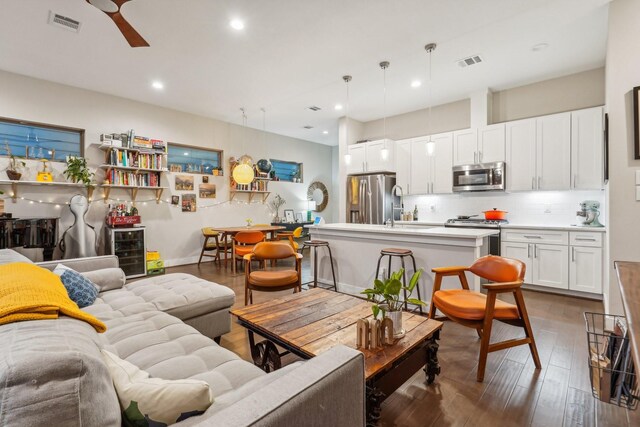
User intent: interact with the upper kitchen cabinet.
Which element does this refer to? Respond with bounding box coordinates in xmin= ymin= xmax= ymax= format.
xmin=430 ymin=132 xmax=454 ymax=194
xmin=536 ymin=112 xmax=571 ymax=190
xmin=478 ymin=123 xmax=506 ymax=164
xmin=506 ymin=118 xmax=537 ymax=191
xmin=410 ymin=137 xmax=430 ymax=194
xmin=346 ymin=139 xmax=395 ymax=174
xmin=453 ymin=125 xmax=505 ymax=166
xmin=452 ymin=129 xmax=478 ymax=166
xmin=395 ymin=139 xmax=412 ymax=194
xmin=506 ymin=112 xmax=571 ymax=191
xmin=571 ymin=107 xmax=604 ymax=190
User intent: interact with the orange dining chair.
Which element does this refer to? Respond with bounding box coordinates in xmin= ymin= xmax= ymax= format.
xmin=233 ymin=231 xmax=266 ymax=272
xmin=276 ymin=226 xmax=303 ymax=252
xmin=429 ymin=255 xmax=541 ymax=382
xmin=243 ymin=242 xmax=302 ymax=305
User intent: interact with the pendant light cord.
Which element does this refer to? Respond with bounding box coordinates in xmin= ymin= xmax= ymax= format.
xmin=383 ymin=65 xmax=387 ymax=141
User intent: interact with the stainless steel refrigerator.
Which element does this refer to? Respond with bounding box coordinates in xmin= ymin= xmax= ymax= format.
xmin=346 ymin=173 xmax=398 ymax=224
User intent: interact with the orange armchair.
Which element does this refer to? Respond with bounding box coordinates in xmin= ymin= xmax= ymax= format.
xmin=233 ymin=231 xmax=266 ymax=271
xmin=429 ymin=255 xmax=541 ymax=382
xmin=243 ymin=242 xmax=302 ymax=305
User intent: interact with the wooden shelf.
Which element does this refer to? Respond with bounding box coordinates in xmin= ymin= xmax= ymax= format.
xmin=230 ymin=190 xmax=270 ymax=203
xmin=96 ymin=144 xmax=167 ymax=155
xmin=99 ymin=164 xmax=168 ymax=173
xmin=0 ymin=180 xmax=94 ymax=203
xmin=101 ymin=185 xmax=167 ymax=204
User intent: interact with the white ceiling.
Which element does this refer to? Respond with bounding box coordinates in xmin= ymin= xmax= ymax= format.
xmin=0 ymin=0 xmax=609 ymax=146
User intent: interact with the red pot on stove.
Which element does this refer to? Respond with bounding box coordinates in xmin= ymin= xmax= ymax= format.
xmin=483 ymin=208 xmax=508 ymax=220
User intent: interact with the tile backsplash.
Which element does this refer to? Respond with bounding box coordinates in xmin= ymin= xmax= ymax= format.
xmin=404 ymin=190 xmax=606 ymax=226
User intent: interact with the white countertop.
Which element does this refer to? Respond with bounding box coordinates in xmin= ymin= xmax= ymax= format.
xmin=500 ymin=224 xmax=606 ymax=233
xmin=308 ymin=223 xmax=499 ymax=239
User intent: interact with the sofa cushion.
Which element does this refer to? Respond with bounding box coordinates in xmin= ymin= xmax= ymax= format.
xmin=83 ymin=268 xmax=126 ymax=292
xmin=102 ymin=350 xmax=213 ymax=425
xmin=0 ymin=249 xmax=32 ymax=265
xmin=92 ymin=308 xmax=266 ymax=396
xmin=0 ymin=318 xmax=121 ymax=427
xmin=122 ymin=273 xmax=235 ymax=321
xmin=54 ymin=267 xmax=99 ymax=308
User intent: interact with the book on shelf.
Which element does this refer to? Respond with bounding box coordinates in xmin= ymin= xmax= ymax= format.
xmin=105 ymin=170 xmax=161 ymax=187
xmin=109 ymin=150 xmax=164 ymax=170
xmin=133 ymin=136 xmax=152 ymax=149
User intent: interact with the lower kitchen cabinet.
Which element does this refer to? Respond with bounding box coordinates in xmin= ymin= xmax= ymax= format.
xmin=569 ymin=246 xmax=603 ymax=294
xmin=501 ymin=241 xmax=533 ymax=284
xmin=532 ymin=244 xmax=568 ymax=290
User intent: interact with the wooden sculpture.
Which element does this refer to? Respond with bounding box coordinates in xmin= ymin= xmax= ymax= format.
xmin=356 ymin=316 xmax=396 ymax=349
xmin=381 ymin=317 xmax=395 ymax=345
xmin=356 ymin=318 xmax=369 ymax=349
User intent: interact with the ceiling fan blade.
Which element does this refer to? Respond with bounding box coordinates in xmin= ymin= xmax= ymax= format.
xmin=109 ymin=12 xmax=149 ymax=47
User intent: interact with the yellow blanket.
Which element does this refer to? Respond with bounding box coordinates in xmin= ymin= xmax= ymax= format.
xmin=0 ymin=262 xmax=106 ymax=333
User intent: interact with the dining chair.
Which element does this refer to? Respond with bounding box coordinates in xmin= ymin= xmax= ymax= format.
xmin=429 ymin=255 xmax=541 ymax=382
xmin=233 ymin=231 xmax=266 ymax=271
xmin=276 ymin=226 xmax=303 ymax=252
xmin=243 ymin=242 xmax=302 ymax=305
xmin=198 ymin=228 xmax=230 ymax=266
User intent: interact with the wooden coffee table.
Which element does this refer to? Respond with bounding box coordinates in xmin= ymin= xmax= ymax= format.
xmin=230 ymin=288 xmax=443 ymax=423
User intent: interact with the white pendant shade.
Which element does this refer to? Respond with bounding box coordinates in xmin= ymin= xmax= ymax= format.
xmin=344 ymin=153 xmax=352 ymax=165
xmin=233 ymin=163 xmax=255 ymax=185
xmin=426 ymin=141 xmax=435 ymax=156
xmin=380 ymin=147 xmax=389 ymax=160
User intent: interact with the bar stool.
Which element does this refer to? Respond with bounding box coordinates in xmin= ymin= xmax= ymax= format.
xmin=375 ymin=248 xmax=424 ymax=314
xmin=301 ymin=240 xmax=337 ymax=291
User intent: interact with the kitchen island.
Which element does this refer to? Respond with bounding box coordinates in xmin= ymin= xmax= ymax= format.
xmin=307 ymin=223 xmax=498 ymax=300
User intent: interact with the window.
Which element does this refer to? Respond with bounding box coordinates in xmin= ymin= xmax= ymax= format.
xmin=270 ymin=159 xmax=303 ymax=183
xmin=0 ymin=117 xmax=83 ymax=162
xmin=167 ymin=143 xmax=222 ymax=175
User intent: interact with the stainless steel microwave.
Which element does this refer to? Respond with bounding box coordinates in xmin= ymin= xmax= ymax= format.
xmin=452 ymin=162 xmax=505 ymax=192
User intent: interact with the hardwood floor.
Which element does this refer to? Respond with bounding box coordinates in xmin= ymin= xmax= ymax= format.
xmin=170 ymin=259 xmax=639 ymax=427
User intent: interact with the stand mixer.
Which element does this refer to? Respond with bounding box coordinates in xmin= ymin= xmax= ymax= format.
xmin=576 ymin=200 xmax=603 ymax=227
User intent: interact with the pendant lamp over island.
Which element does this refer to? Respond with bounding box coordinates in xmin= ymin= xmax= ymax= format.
xmin=425 ymin=43 xmax=437 ymax=156
xmin=233 ymin=108 xmax=255 ymax=186
xmin=380 ymin=61 xmax=390 ymax=161
xmin=342 ymin=75 xmax=353 ymax=165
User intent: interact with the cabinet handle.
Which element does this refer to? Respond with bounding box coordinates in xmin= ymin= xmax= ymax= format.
xmin=575 ymin=237 xmax=596 ymax=241
xmin=474 ymin=152 xmax=477 ymax=163
xmin=431 ymin=182 xmax=434 ymax=193
xmin=535 ymin=245 xmax=538 ymax=258
xmin=572 ymin=247 xmax=575 ymax=262
xmin=528 ymin=244 xmax=531 ymax=258
xmin=532 ymin=177 xmax=535 ymax=190
xmin=573 ymin=174 xmax=577 ymax=189
xmin=479 ymin=151 xmax=483 ymax=163
xmin=538 ymin=176 xmax=541 ymax=189
xmin=524 ymin=235 xmax=542 ymax=239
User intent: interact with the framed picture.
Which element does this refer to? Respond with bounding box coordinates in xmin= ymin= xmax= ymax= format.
xmin=295 ymin=212 xmax=303 ymax=222
xmin=284 ymin=209 xmax=295 ymax=223
xmin=634 ymin=86 xmax=640 ymax=159
xmin=199 ymin=183 xmax=216 ymax=199
xmin=182 ymin=194 xmax=196 ymax=212
xmin=202 ymin=175 xmax=209 ymax=183
xmin=171 ymin=195 xmax=179 ymax=205
xmin=604 ymin=112 xmax=609 ymax=183
xmin=175 ymin=174 xmax=194 ymax=191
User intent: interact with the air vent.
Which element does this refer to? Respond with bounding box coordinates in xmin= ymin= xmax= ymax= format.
xmin=307 ymin=106 xmax=322 ymax=111
xmin=48 ymin=11 xmax=82 ymax=33
xmin=303 ymin=125 xmax=314 ymax=129
xmin=457 ymin=55 xmax=483 ymax=68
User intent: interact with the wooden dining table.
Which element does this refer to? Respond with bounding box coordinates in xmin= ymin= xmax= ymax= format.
xmin=209 ymin=225 xmax=286 ymax=273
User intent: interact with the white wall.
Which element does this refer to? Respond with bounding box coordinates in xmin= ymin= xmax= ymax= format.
xmin=0 ymin=70 xmax=334 ymax=265
xmin=605 ymin=0 xmax=640 ymax=315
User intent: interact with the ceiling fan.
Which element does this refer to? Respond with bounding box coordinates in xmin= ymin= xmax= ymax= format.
xmin=86 ymin=0 xmax=149 ymax=47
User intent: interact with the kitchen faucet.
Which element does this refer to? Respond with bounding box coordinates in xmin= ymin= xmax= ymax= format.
xmin=390 ymin=184 xmax=404 ymax=227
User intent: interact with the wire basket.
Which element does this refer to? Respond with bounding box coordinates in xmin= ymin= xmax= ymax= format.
xmin=585 ymin=312 xmax=639 ymax=409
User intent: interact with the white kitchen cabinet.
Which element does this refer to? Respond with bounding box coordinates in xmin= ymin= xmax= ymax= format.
xmin=346 ymin=139 xmax=395 ymax=175
xmin=532 ymin=243 xmax=569 ymax=290
xmin=452 ymin=129 xmax=478 ymax=166
xmin=571 ymin=107 xmax=604 ymax=190
xmin=410 ymin=138 xmax=430 ymax=194
xmin=395 ymin=139 xmax=412 ymax=194
xmin=430 ymin=132 xmax=454 ymax=194
xmin=506 ymin=118 xmax=537 ymax=191
xmin=346 ymin=144 xmax=366 ymax=174
xmin=536 ymin=112 xmax=571 ymax=190
xmin=478 ymin=123 xmax=505 ymax=164
xmin=501 ymin=241 xmax=533 ymax=284
xmin=569 ymin=246 xmax=603 ymax=294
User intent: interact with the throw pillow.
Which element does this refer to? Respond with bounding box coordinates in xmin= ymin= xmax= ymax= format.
xmin=101 ymin=350 xmax=213 ymax=426
xmin=53 ymin=265 xmax=98 ymax=308
xmin=82 ymin=268 xmax=126 ymax=292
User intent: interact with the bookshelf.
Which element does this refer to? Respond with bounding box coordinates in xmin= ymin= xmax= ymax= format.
xmin=0 ymin=180 xmax=93 ymax=203
xmin=98 ymin=142 xmax=167 ymax=204
xmin=229 ymin=159 xmax=271 ymax=203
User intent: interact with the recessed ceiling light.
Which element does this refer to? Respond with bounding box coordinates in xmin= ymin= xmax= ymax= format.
xmin=532 ymin=43 xmax=549 ymax=52
xmin=411 ymin=80 xmax=422 ymax=88
xmin=334 ymin=104 xmax=343 ymax=111
xmin=322 ymin=130 xmax=329 ymax=135
xmin=230 ymin=19 xmax=245 ymax=30
xmin=151 ymin=81 xmax=164 ymax=90
xmin=183 ymin=152 xmax=189 ymax=156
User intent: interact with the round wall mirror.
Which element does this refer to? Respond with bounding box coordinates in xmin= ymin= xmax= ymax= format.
xmin=307 ymin=181 xmax=329 ymax=212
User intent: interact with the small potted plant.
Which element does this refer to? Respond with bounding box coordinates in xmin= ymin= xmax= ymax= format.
xmin=4 ymin=143 xmax=25 ymax=181
xmin=63 ymin=156 xmax=95 ymax=187
xmin=246 ymin=218 xmax=253 ymax=227
xmin=361 ymin=268 xmax=427 ymax=338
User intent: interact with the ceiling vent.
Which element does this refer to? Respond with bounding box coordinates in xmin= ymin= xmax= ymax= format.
xmin=48 ymin=11 xmax=82 ymax=33
xmin=307 ymin=106 xmax=322 ymax=112
xmin=457 ymin=55 xmax=483 ymax=68
xmin=303 ymin=125 xmax=314 ymax=129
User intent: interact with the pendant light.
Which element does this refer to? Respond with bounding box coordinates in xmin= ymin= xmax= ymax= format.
xmin=343 ymin=75 xmax=353 ymax=165
xmin=232 ymin=108 xmax=255 ymax=185
xmin=425 ymin=43 xmax=437 ymax=156
xmin=379 ymin=61 xmax=390 ymax=161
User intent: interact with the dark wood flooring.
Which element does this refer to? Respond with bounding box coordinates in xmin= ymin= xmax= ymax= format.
xmin=169 ymin=259 xmax=639 ymax=427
